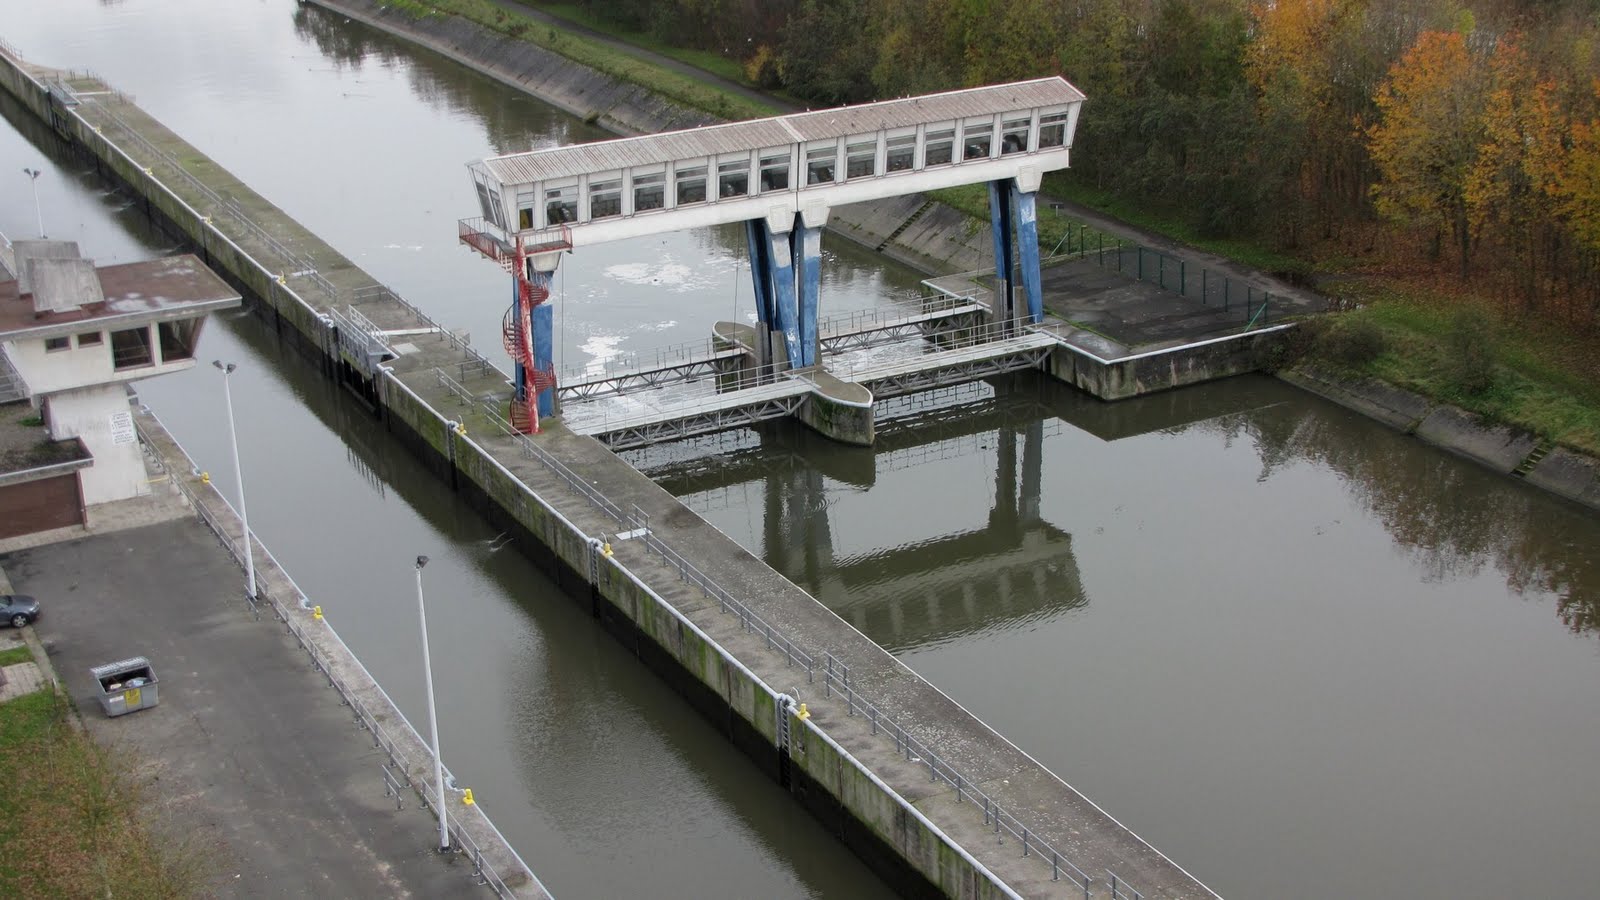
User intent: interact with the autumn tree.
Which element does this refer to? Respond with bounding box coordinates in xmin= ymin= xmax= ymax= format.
xmin=1368 ymin=28 xmax=1488 ymax=278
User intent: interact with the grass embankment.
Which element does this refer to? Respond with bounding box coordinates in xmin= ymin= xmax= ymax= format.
xmin=379 ymin=0 xmax=779 ymax=119
xmin=521 ymin=3 xmax=752 ymax=89
xmin=0 ymin=688 xmax=211 ymax=898
xmin=1308 ymin=288 xmax=1600 ymax=456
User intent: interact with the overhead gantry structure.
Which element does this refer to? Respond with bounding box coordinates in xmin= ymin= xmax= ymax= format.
xmin=459 ymin=77 xmax=1085 ymax=433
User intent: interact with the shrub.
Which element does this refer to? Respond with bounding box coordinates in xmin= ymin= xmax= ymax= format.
xmin=1444 ymin=306 xmax=1498 ymax=396
xmin=1316 ymin=317 xmax=1387 ymax=368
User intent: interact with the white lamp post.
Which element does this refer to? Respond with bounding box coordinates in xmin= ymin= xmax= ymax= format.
xmin=22 ymin=167 xmax=44 ymax=238
xmin=414 ymin=554 xmax=449 ymax=852
xmin=212 ymin=361 xmax=256 ymax=601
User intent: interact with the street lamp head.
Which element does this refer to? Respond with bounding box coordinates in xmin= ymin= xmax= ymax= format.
xmin=416 ymin=555 xmax=430 ymax=570
xmin=212 ymin=360 xmax=236 ymax=374
xmin=23 ymin=168 xmax=39 ymax=179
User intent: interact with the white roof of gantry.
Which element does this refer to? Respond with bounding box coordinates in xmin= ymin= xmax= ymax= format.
xmin=481 ymin=77 xmax=1086 ymax=186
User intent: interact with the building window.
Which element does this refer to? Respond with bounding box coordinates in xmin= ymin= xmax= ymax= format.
xmin=806 ymin=144 xmax=837 ymax=185
xmin=846 ymin=139 xmax=877 ymax=179
xmin=544 ymin=187 xmax=577 ymax=225
xmin=718 ymin=160 xmax=750 ymax=198
xmin=1001 ymin=117 xmax=1030 ymax=155
xmin=158 ymin=320 xmax=198 ymax=362
xmin=759 ymin=153 xmax=790 ymax=191
xmin=963 ymin=118 xmax=994 ymax=160
xmin=924 ymin=128 xmax=954 ymax=166
xmin=886 ymin=134 xmax=916 ymax=172
xmin=1038 ymin=112 xmax=1069 ymax=149
xmin=590 ymin=179 xmax=622 ymax=219
xmin=518 ymin=207 xmax=534 ymax=230
xmin=111 ymin=326 xmax=154 ymax=370
xmin=633 ymin=172 xmax=666 ymax=211
xmin=77 ymin=332 xmax=103 ymax=347
xmin=676 ymin=165 xmax=708 ymax=205
xmin=45 ymin=336 xmax=69 ymax=352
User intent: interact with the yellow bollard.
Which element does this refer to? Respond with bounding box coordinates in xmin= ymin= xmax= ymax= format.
xmin=200 ymin=472 xmax=210 ymax=484
xmin=462 ymin=789 xmax=474 ymax=806
xmin=601 ymin=542 xmax=612 ymax=558
xmin=313 ymin=606 xmax=322 ymax=621
xmin=276 ymin=274 xmax=287 ymax=286
xmin=454 ymin=422 xmax=467 ymax=437
xmin=797 ymin=703 xmax=810 ymax=720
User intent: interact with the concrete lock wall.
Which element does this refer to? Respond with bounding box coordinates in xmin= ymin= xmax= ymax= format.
xmin=1051 ymin=326 xmax=1296 ymax=401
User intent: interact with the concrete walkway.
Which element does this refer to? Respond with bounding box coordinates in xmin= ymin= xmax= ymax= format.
xmin=0 ymin=516 xmax=475 ymax=898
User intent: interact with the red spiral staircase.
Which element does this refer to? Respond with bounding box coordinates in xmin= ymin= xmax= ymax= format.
xmin=459 ymin=219 xmax=568 ymax=435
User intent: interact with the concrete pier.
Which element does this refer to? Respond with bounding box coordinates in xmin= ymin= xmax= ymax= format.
xmin=0 ymin=47 xmax=1220 ymax=898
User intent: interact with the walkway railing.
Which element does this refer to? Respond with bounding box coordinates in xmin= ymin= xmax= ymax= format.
xmin=134 ymin=408 xmax=548 ymax=899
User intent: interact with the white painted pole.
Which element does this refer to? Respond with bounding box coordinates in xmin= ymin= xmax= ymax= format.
xmin=213 ymin=361 xmax=255 ymax=601
xmin=414 ymin=555 xmax=449 ymax=851
xmin=22 ymin=167 xmax=44 ymax=238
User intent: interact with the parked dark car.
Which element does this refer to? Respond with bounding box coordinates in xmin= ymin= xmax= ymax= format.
xmin=1 ymin=595 xmax=40 ymax=628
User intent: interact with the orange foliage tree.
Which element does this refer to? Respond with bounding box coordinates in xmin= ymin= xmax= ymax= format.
xmin=1368 ymin=28 xmax=1488 ymax=280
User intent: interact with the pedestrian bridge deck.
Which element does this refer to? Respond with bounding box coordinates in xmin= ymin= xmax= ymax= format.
xmin=567 ymin=328 xmax=1063 ymax=450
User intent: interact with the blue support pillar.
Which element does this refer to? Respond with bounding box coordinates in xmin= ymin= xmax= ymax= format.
xmin=988 ymin=181 xmax=1014 ymax=322
xmin=532 ymin=300 xmax=555 ymax=417
xmin=1010 ymin=185 xmax=1043 ymax=324
xmin=794 ymin=224 xmax=822 ymax=368
xmin=744 ymin=219 xmax=776 ymax=370
xmin=766 ymin=225 xmax=801 ymax=367
xmin=744 ymin=220 xmax=775 ymax=328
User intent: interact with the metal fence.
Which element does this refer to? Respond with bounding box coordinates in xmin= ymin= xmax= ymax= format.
xmin=134 ymin=409 xmax=547 ymax=899
xmin=820 ymin=654 xmax=1097 ymax=895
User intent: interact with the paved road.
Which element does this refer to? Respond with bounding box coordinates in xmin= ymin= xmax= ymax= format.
xmin=1 ymin=518 xmax=476 ymax=899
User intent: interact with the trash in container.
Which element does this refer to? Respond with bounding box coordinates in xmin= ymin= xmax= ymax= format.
xmin=89 ymin=657 xmax=160 ymax=717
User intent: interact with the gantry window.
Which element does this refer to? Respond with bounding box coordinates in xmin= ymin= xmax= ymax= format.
xmin=886 ymin=133 xmax=916 ymax=172
xmin=544 ymin=185 xmax=577 ymax=225
xmin=846 ymin=139 xmax=877 ymax=179
xmin=924 ymin=127 xmax=954 ymax=166
xmin=718 ymin=159 xmax=750 ymax=198
xmin=1038 ymin=111 xmax=1069 ymax=149
xmin=759 ymin=152 xmax=790 ymax=191
xmin=806 ymin=143 xmax=837 ymax=185
xmin=633 ymin=171 xmax=666 ymax=211
xmin=590 ymin=178 xmax=622 ymax=219
xmin=1001 ymin=117 xmax=1031 ymax=155
xmin=676 ymin=165 xmax=708 ymax=204
xmin=963 ymin=117 xmax=994 ymax=160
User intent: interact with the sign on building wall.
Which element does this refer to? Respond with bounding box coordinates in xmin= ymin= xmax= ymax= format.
xmin=109 ymin=410 xmax=136 ymax=446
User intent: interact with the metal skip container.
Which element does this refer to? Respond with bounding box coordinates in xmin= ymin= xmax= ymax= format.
xmin=89 ymin=656 xmax=160 ymax=717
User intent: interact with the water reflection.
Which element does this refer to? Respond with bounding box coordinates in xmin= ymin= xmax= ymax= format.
xmin=644 ymin=371 xmax=1600 ymax=654
xmin=1193 ymin=391 xmax=1600 ymax=636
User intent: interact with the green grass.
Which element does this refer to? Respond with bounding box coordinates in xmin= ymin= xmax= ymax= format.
xmin=1043 ymin=174 xmax=1308 ymax=276
xmin=1 ymin=689 xmax=213 ymax=897
xmin=1307 ymin=290 xmax=1600 ymax=456
xmin=929 ymin=184 xmax=1126 ymax=258
xmin=0 ymin=645 xmax=32 ymax=667
xmin=523 ymin=3 xmax=753 ymax=86
xmin=384 ymin=0 xmax=779 ymax=120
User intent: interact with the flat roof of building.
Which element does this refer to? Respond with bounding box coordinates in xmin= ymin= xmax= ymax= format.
xmin=0 ymin=254 xmax=242 ymax=340
xmin=481 ymin=77 xmax=1086 ymax=185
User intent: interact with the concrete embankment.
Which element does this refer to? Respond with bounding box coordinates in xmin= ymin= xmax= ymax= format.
xmin=1281 ymin=365 xmax=1600 ymax=512
xmin=0 ymin=41 xmax=1219 ymax=900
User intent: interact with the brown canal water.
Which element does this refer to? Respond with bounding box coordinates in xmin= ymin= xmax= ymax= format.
xmin=5 ymin=3 xmax=1600 ymax=899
